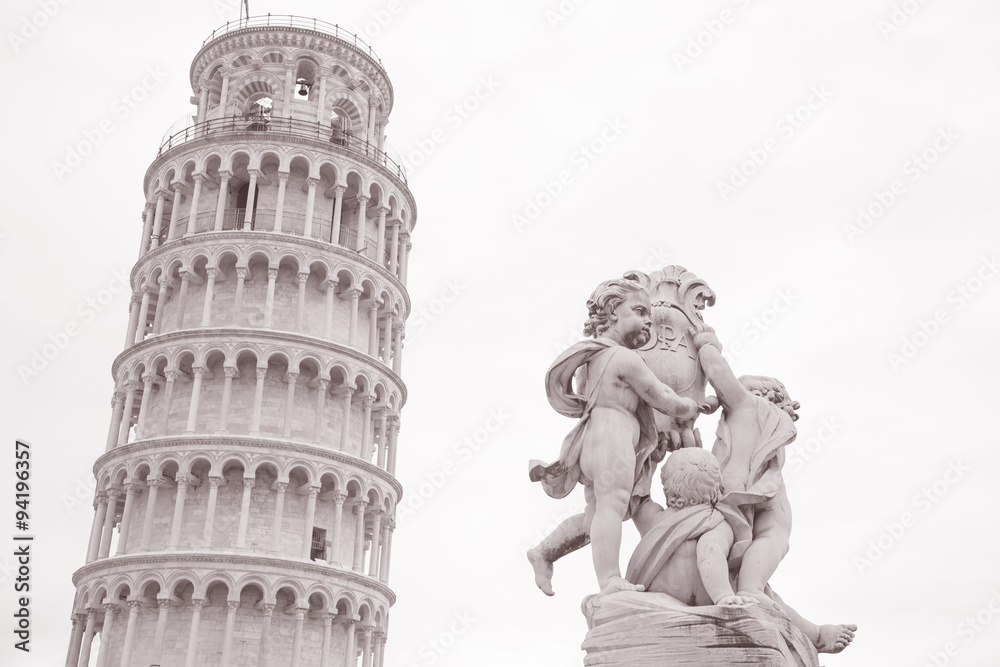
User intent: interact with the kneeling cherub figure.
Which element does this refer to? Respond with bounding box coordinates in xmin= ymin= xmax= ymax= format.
xmin=627 ymin=448 xmax=856 ymax=654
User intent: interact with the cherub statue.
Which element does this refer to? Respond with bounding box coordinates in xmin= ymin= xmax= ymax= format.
xmin=690 ymin=324 xmax=797 ymax=606
xmin=528 ymin=278 xmax=701 ymax=594
xmin=627 ymin=447 xmax=856 ymax=654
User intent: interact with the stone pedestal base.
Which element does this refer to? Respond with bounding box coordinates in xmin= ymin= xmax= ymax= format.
xmin=581 ymin=591 xmax=819 ymax=667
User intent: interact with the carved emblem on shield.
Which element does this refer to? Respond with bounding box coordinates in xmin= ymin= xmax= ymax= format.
xmin=624 ymin=266 xmax=716 ymax=437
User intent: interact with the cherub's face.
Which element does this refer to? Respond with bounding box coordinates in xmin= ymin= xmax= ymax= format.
xmin=610 ymin=291 xmax=652 ymax=349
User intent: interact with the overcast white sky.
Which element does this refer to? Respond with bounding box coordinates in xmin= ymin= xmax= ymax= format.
xmin=2 ymin=0 xmax=1000 ymax=665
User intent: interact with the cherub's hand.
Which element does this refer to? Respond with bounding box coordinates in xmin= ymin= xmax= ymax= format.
xmin=651 ymin=432 xmax=670 ymax=462
xmin=717 ymin=594 xmax=757 ymax=606
xmin=677 ymin=397 xmax=699 ymax=421
xmin=699 ymin=395 xmax=720 ymax=414
xmin=688 ymin=324 xmax=721 ymax=352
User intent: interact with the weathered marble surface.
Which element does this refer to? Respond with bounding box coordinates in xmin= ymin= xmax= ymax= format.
xmin=581 ymin=591 xmax=819 ymax=667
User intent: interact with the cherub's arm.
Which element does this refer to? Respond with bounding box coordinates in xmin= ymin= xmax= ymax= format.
xmin=690 ymin=326 xmax=752 ymax=412
xmin=630 ymin=498 xmax=664 ymax=538
xmin=695 ymin=521 xmax=737 ymax=604
xmin=619 ymin=351 xmax=699 ymax=419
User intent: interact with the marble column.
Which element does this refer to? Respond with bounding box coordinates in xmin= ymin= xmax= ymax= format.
xmin=94 ymin=603 xmax=119 ymax=667
xmin=270 ymin=482 xmax=288 ymax=553
xmin=117 ymin=600 xmax=142 ymax=667
xmin=301 ymin=485 xmax=320 ymax=559
xmin=312 ymin=378 xmax=329 ymax=444
xmin=138 ymin=478 xmax=161 ymax=551
xmin=274 ymin=171 xmax=289 ymax=231
xmin=184 ymin=366 xmax=205 ymax=434
xmin=263 ymin=267 xmax=278 ymax=327
xmin=97 ymin=489 xmax=120 ymax=559
xmin=201 ymin=267 xmax=217 ymax=326
xmin=186 ymin=173 xmax=204 ymax=235
xmin=250 ymin=365 xmax=269 ymax=436
xmin=217 ymin=366 xmax=237 ymax=434
xmin=283 ymin=372 xmax=298 ymax=438
xmin=183 ymin=599 xmax=205 ymax=667
xmin=330 ymin=493 xmax=346 ymax=566
xmin=214 ymin=171 xmax=232 ymax=231
xmin=220 ymin=600 xmax=240 ymax=667
xmin=203 ymin=476 xmax=223 ymax=547
xmin=236 ymin=477 xmax=256 ymax=549
xmin=114 ymin=482 xmax=141 ymax=555
xmin=352 ymin=500 xmax=367 ymax=573
xmin=76 ymin=607 xmax=97 ymax=667
xmin=167 ymin=474 xmax=191 ymax=549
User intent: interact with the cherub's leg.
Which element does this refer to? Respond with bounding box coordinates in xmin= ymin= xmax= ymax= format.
xmin=581 ymin=436 xmax=643 ymax=594
xmin=526 ymin=512 xmax=590 ymax=596
xmin=767 ymin=586 xmax=857 ymax=654
xmin=737 ymin=490 xmax=791 ymax=606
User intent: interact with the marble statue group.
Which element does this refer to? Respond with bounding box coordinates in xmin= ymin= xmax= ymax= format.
xmin=527 ymin=267 xmax=855 ymax=666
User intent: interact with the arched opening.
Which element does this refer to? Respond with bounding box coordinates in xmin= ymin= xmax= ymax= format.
xmin=246 ymin=96 xmax=272 ymax=131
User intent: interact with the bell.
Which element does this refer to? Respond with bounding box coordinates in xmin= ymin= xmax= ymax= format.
xmin=296 ymin=79 xmax=311 ymax=97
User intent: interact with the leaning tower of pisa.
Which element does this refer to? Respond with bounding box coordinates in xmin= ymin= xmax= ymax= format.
xmin=65 ymin=15 xmax=414 ymax=667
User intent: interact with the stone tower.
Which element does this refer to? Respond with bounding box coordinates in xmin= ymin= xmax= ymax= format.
xmin=65 ymin=15 xmax=414 ymax=667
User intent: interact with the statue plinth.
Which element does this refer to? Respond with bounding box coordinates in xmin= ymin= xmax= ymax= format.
xmin=582 ymin=591 xmax=819 ymax=667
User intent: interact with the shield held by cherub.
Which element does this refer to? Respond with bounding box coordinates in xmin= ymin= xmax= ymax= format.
xmin=624 ymin=265 xmax=716 ymax=449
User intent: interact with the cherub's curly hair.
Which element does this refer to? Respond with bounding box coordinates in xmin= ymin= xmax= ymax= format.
xmin=738 ymin=375 xmax=800 ymax=421
xmin=661 ymin=448 xmax=722 ymax=509
xmin=583 ymin=278 xmax=647 ymax=338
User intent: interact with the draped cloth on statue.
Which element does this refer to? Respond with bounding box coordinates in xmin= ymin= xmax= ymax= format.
xmin=529 ymin=338 xmax=659 ymax=519
xmin=624 ymin=502 xmax=753 ymax=590
xmin=714 ymin=395 xmax=795 ymax=514
xmin=581 ymin=591 xmax=819 ymax=667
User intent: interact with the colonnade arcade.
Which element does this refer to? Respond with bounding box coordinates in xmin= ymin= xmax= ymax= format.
xmin=125 ymin=244 xmax=407 ymax=368
xmin=83 ymin=452 xmax=396 ymax=574
xmin=140 ymin=147 xmax=413 ymax=279
xmin=67 ymin=571 xmax=389 ymax=667
xmin=106 ymin=344 xmax=402 ymax=472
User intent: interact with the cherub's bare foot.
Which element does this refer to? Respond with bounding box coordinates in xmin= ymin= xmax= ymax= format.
xmin=599 ymin=576 xmax=644 ymax=595
xmin=815 ymin=623 xmax=857 ymax=653
xmin=717 ymin=594 xmax=758 ymax=606
xmin=526 ymin=548 xmax=555 ymax=596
